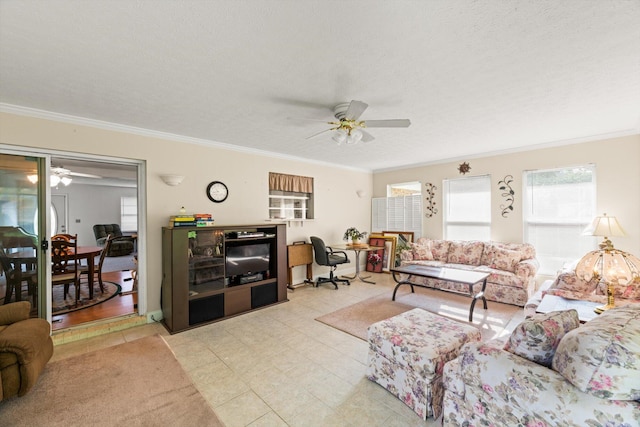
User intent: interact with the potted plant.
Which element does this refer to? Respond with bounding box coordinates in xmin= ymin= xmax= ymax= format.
xmin=343 ymin=227 xmax=367 ymax=244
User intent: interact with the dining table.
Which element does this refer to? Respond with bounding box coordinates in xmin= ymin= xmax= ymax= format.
xmin=5 ymin=245 xmax=103 ymax=301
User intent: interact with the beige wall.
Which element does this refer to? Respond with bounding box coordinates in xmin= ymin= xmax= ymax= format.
xmin=1 ymin=112 xmax=373 ymax=315
xmin=373 ymin=135 xmax=640 ymax=257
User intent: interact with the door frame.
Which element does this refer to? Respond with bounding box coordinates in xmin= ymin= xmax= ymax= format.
xmin=0 ymin=145 xmax=147 ymax=323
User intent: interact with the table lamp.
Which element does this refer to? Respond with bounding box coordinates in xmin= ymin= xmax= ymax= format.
xmin=575 ymin=214 xmax=640 ymax=313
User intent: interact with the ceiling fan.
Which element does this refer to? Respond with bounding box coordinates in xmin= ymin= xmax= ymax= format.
xmin=49 ymin=166 xmax=101 ymax=186
xmin=305 ymin=100 xmax=411 ymax=145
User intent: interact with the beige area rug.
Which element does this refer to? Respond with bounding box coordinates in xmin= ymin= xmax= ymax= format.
xmin=52 ymin=280 xmax=121 ymax=314
xmin=316 ymin=287 xmax=522 ymax=342
xmin=0 ymin=335 xmax=223 ymax=427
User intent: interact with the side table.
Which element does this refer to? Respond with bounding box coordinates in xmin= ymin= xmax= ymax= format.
xmin=287 ymin=242 xmax=314 ymax=290
xmin=536 ymin=294 xmax=600 ymax=322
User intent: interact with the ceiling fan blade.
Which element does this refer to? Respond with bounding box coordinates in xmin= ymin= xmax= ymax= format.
xmin=363 ymin=119 xmax=411 ymax=128
xmin=344 ymin=100 xmax=368 ymax=121
xmin=360 ymin=130 xmax=375 ymax=143
xmin=305 ymin=128 xmax=332 ymax=140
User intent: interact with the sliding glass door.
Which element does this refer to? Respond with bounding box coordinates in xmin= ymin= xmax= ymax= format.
xmin=0 ymin=152 xmax=49 ymax=318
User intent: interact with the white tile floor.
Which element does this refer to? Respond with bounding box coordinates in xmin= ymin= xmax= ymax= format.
xmin=51 ymin=272 xmax=525 ymax=427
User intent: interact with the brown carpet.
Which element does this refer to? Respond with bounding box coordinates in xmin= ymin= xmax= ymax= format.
xmin=316 ymin=287 xmax=522 ymax=342
xmin=0 ymin=335 xmax=223 ymax=427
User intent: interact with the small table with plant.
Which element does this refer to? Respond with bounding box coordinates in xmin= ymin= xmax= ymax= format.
xmin=336 ymin=227 xmax=383 ymax=284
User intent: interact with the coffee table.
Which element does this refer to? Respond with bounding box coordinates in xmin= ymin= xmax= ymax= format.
xmin=536 ymin=294 xmax=600 ymax=322
xmin=390 ymin=264 xmax=489 ymax=322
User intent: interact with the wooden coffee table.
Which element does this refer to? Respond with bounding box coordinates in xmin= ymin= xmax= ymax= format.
xmin=536 ymin=294 xmax=600 ymax=322
xmin=390 ymin=264 xmax=489 ymax=322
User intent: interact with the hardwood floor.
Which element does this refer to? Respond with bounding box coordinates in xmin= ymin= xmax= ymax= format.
xmin=51 ymin=270 xmax=137 ymax=330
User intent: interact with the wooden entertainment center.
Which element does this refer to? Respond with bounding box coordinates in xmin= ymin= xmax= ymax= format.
xmin=161 ymin=223 xmax=287 ymax=333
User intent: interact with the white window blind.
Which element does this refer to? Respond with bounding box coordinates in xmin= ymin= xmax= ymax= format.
xmin=523 ymin=165 xmax=596 ymax=275
xmin=120 ymin=196 xmax=137 ymax=232
xmin=443 ymin=175 xmax=491 ymax=241
xmin=371 ymin=195 xmax=422 ymax=237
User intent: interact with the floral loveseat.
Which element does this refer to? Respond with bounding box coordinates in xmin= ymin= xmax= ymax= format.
xmin=525 ymin=260 xmax=640 ymax=317
xmin=400 ymin=238 xmax=539 ymax=306
xmin=442 ymin=305 xmax=640 ymax=426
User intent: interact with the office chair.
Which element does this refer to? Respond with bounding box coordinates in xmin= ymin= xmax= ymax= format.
xmin=310 ymin=236 xmax=350 ymax=289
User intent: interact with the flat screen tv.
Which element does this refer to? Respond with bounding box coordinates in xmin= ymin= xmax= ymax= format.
xmin=225 ymin=243 xmax=270 ymax=277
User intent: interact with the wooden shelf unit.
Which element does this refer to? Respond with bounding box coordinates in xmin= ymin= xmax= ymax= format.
xmin=161 ymin=223 xmax=287 ymax=333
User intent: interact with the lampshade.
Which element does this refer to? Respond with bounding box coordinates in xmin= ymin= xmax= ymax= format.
xmin=582 ymin=213 xmax=626 ymax=238
xmin=576 ymin=248 xmax=640 ymax=285
xmin=332 ymin=129 xmax=347 ymax=145
xmin=346 ymin=129 xmax=363 ymax=145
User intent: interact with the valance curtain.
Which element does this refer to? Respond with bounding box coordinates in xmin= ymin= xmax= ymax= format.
xmin=269 ymin=172 xmax=313 ymax=193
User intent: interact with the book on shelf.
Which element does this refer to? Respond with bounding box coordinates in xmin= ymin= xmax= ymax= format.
xmin=170 ymin=221 xmax=197 ymax=227
xmin=196 ymin=220 xmax=216 ymax=227
xmin=194 ymin=213 xmax=213 ymax=220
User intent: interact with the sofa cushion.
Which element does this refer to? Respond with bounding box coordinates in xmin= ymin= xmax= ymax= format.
xmin=489 ymin=247 xmax=522 ymax=273
xmin=552 ymin=305 xmax=640 ymax=400
xmin=429 ymin=240 xmax=451 ymax=262
xmin=504 ymin=309 xmax=580 ymax=367
xmin=551 ymin=271 xmax=599 ymax=294
xmin=446 ymin=241 xmax=484 ymax=266
xmin=411 ymin=241 xmax=433 ymax=260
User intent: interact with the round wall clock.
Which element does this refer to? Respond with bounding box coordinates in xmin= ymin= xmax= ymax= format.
xmin=206 ymin=181 xmax=228 ymax=203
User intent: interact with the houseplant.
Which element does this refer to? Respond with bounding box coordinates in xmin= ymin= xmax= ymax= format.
xmin=343 ymin=227 xmax=367 ymax=244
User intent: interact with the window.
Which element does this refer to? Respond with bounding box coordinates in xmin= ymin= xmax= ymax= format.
xmin=523 ymin=165 xmax=596 ymax=275
xmin=120 ymin=196 xmax=137 ymax=232
xmin=443 ymin=175 xmax=491 ymax=241
xmin=268 ymin=172 xmax=314 ymax=220
xmin=372 ymin=187 xmax=422 ymax=238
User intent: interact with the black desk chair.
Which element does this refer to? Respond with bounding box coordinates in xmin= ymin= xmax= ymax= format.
xmin=310 ymin=236 xmax=350 ymax=290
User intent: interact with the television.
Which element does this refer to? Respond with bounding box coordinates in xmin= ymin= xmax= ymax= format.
xmin=225 ymin=243 xmax=270 ymax=278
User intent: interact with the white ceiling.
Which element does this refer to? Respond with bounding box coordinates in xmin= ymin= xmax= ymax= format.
xmin=1 ymin=1 xmax=639 ymax=172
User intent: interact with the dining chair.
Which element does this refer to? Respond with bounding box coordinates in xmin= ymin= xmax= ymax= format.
xmin=0 ymin=243 xmax=38 ymax=304
xmin=51 ymin=238 xmax=81 ymax=303
xmin=78 ymin=234 xmax=114 ymax=294
xmin=52 ymin=233 xmax=77 ymax=242
xmin=310 ymin=236 xmax=350 ymax=289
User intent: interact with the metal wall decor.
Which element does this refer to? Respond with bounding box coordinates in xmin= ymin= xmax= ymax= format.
xmin=458 ymin=162 xmax=471 ymax=174
xmin=498 ymin=175 xmax=515 ymax=217
xmin=424 ymin=182 xmax=438 ymax=217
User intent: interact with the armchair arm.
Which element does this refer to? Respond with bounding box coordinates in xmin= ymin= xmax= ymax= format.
xmin=514 ymin=258 xmax=538 ymax=279
xmin=0 ymin=301 xmax=31 ymax=326
xmin=454 ymin=341 xmax=639 ymax=424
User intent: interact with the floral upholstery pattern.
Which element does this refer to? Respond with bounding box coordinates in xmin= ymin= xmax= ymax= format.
xmin=366 ymin=308 xmax=481 ymax=419
xmin=504 ymin=309 xmax=579 ymax=367
xmin=446 ymin=240 xmax=484 ymax=266
xmin=553 ymin=305 xmax=640 ymax=400
xmin=410 ymin=240 xmax=433 ymax=260
xmin=442 ymin=339 xmax=640 ymax=427
xmin=400 ymin=239 xmax=539 ymax=306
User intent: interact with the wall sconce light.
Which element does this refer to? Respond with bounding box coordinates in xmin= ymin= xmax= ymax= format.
xmin=356 ymin=190 xmax=364 ymax=198
xmin=160 ymin=174 xmax=185 ymax=186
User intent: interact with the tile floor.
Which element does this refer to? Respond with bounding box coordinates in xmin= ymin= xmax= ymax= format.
xmin=51 ymin=272 xmax=526 ymax=427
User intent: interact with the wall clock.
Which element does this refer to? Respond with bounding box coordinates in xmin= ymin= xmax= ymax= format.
xmin=206 ymin=181 xmax=228 ymax=203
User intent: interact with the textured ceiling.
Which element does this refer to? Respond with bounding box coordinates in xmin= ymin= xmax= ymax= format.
xmin=1 ymin=1 xmax=639 ymax=172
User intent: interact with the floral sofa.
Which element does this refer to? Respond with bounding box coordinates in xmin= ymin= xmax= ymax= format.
xmin=525 ymin=260 xmax=640 ymax=316
xmin=400 ymin=238 xmax=539 ymax=306
xmin=442 ymin=305 xmax=640 ymax=426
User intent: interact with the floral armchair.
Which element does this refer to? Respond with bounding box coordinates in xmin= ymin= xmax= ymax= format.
xmin=442 ymin=305 xmax=640 ymax=426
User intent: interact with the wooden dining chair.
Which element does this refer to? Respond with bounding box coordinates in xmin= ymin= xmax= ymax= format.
xmin=51 ymin=238 xmax=80 ymax=303
xmin=0 ymin=243 xmax=38 ymax=304
xmin=78 ymin=234 xmax=114 ymax=294
xmin=52 ymin=233 xmax=77 ymax=242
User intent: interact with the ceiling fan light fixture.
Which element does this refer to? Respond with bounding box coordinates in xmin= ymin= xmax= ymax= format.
xmin=60 ymin=176 xmax=73 ymax=186
xmin=50 ymin=175 xmax=61 ymax=187
xmin=332 ymin=129 xmax=347 ymax=145
xmin=27 ymin=174 xmax=38 ymax=184
xmin=346 ymin=129 xmax=363 ymax=144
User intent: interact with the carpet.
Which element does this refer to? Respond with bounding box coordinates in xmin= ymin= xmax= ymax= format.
xmin=0 ymin=335 xmax=223 ymax=427
xmin=51 ymin=280 xmax=121 ymax=314
xmin=315 ymin=287 xmax=522 ymax=342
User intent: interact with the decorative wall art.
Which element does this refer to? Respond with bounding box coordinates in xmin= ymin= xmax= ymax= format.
xmin=382 ymin=231 xmax=414 ymax=267
xmin=498 ymin=175 xmax=515 ymax=217
xmin=458 ymin=162 xmax=471 ymax=175
xmin=424 ymin=183 xmax=438 ymax=217
xmin=369 ymin=234 xmax=397 ymax=272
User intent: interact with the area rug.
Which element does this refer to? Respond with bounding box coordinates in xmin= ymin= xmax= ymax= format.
xmin=316 ymin=287 xmax=522 ymax=342
xmin=0 ymin=335 xmax=223 ymax=427
xmin=52 ymin=280 xmax=121 ymax=314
